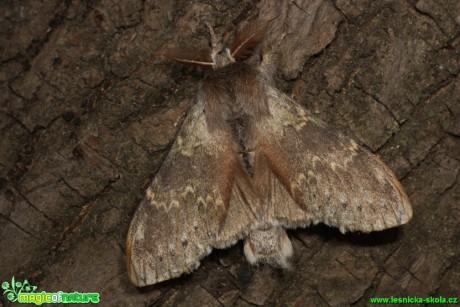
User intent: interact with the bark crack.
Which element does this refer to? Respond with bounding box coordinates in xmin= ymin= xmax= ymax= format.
xmin=335 ymin=258 xmax=360 ymax=281
xmin=0 ymin=212 xmax=39 ymax=239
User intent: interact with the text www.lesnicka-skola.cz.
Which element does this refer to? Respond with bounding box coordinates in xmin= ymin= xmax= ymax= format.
xmin=370 ymin=295 xmax=458 ymax=304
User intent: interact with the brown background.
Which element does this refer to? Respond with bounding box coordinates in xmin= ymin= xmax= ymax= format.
xmin=1 ymin=0 xmax=459 ymax=306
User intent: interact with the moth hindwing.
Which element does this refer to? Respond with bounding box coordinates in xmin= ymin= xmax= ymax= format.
xmin=126 ymin=18 xmax=412 ymax=287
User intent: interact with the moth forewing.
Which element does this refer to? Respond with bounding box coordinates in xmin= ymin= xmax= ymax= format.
xmin=126 ymin=93 xmax=263 ymax=287
xmin=252 ymin=88 xmax=413 ymax=233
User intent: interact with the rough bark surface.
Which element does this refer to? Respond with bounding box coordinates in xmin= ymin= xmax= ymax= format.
xmin=1 ymin=0 xmax=459 ymax=306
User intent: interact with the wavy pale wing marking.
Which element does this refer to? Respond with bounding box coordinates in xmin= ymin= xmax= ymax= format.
xmin=254 ymin=87 xmax=412 ymax=233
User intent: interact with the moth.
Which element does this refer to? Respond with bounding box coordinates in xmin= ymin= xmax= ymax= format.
xmin=126 ymin=18 xmax=412 ymax=287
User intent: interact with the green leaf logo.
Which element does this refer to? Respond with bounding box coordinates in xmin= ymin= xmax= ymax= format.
xmin=2 ymin=277 xmax=37 ymax=302
xmin=1 ymin=281 xmax=9 ymax=290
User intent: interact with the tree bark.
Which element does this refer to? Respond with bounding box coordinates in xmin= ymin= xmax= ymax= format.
xmin=1 ymin=0 xmax=459 ymax=306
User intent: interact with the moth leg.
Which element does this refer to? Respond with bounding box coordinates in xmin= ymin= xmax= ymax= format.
xmin=205 ymin=21 xmax=223 ymax=63
xmin=260 ymin=32 xmax=289 ymax=79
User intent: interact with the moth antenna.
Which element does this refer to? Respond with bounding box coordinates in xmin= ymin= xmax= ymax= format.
xmin=166 ymin=57 xmax=214 ymax=67
xmin=230 ymin=15 xmax=280 ymax=60
xmin=163 ymin=47 xmax=214 ymax=68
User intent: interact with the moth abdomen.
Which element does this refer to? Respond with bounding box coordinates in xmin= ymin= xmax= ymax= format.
xmin=244 ymin=225 xmax=293 ymax=268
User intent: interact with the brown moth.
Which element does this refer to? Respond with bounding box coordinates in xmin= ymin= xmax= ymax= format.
xmin=126 ymin=18 xmax=412 ymax=287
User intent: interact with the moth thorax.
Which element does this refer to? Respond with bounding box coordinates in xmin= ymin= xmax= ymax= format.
xmin=244 ymin=225 xmax=293 ymax=268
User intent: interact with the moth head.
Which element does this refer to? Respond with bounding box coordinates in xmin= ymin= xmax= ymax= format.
xmin=213 ymin=15 xmax=279 ymax=68
xmin=166 ymin=16 xmax=278 ymax=70
xmin=211 ymin=48 xmax=235 ymax=69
